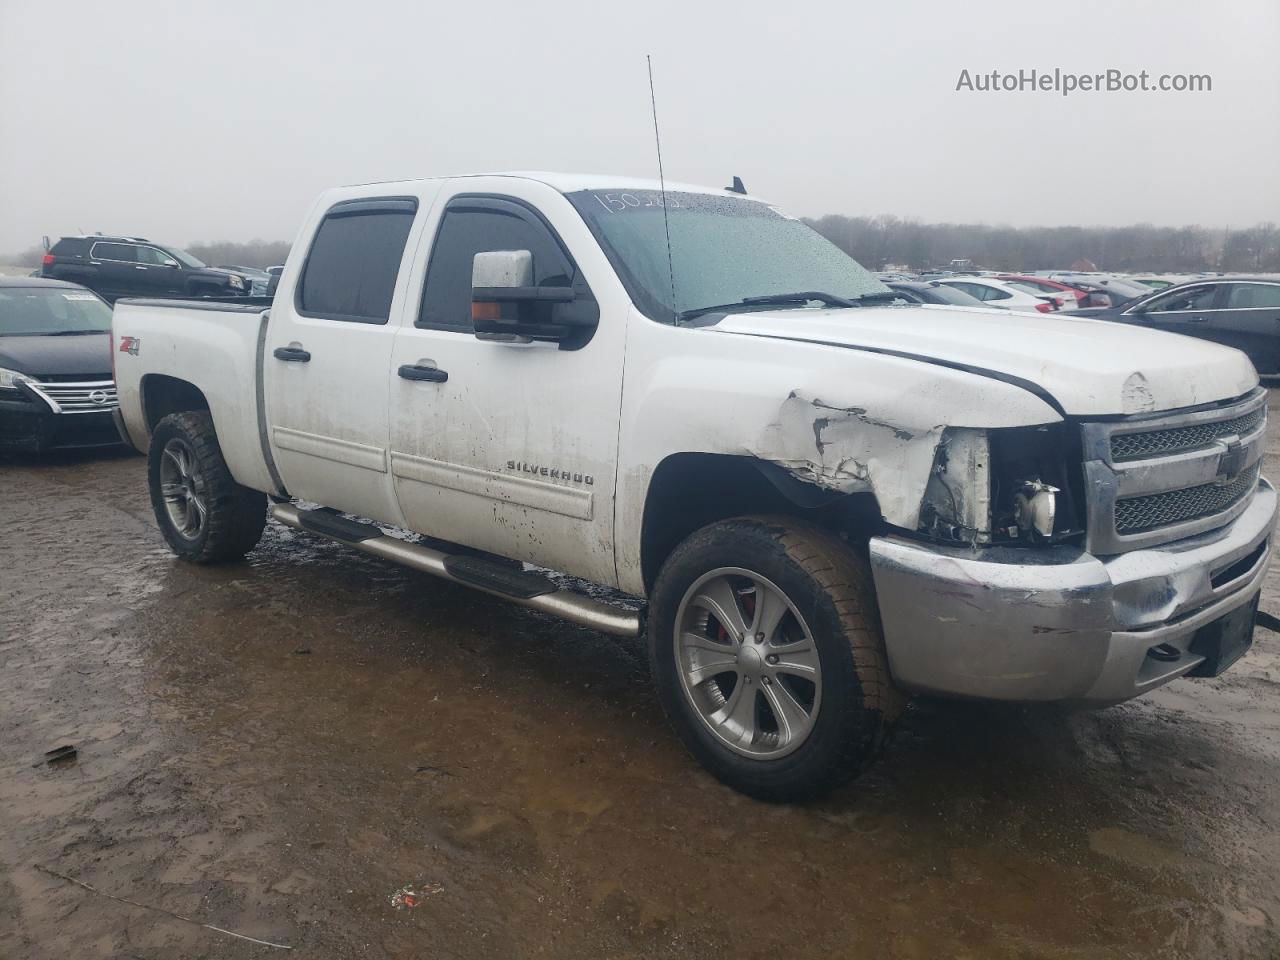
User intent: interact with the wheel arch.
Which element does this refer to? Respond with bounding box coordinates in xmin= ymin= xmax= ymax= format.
xmin=140 ymin=374 xmax=211 ymax=435
xmin=638 ymin=452 xmax=882 ymax=594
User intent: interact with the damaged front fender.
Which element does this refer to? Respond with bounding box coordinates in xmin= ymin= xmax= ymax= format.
xmin=751 ymin=390 xmax=946 ymax=528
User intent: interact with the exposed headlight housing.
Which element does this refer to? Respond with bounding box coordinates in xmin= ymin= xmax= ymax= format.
xmin=228 ymin=274 xmax=245 ymax=289
xmin=919 ymin=425 xmax=1083 ymax=546
xmin=0 ymin=366 xmax=34 ymax=392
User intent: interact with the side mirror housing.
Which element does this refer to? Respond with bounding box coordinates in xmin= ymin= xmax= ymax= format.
xmin=471 ymin=250 xmax=598 ymax=349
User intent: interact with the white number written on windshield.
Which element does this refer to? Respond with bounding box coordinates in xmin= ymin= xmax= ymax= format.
xmin=592 ymin=192 xmax=685 ymax=214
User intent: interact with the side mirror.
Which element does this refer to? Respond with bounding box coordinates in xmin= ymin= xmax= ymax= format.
xmin=471 ymin=250 xmax=598 ymax=349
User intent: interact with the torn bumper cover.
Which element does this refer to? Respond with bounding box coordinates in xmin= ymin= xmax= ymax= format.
xmin=868 ymin=478 xmax=1277 ymax=704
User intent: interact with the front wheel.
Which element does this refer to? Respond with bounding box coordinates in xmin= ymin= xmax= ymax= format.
xmin=648 ymin=516 xmax=903 ymax=801
xmin=148 ymin=411 xmax=267 ymax=563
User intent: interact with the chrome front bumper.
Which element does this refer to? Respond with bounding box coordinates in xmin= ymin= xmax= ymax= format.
xmin=868 ymin=479 xmax=1277 ymax=704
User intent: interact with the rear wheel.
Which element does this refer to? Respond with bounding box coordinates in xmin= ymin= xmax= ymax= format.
xmin=649 ymin=515 xmax=903 ymax=801
xmin=148 ymin=411 xmax=266 ymax=563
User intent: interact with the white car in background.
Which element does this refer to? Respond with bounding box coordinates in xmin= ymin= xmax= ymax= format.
xmin=935 ymin=276 xmax=1057 ymax=313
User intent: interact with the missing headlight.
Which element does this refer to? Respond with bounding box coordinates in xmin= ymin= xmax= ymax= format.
xmin=918 ymin=424 xmax=1084 ymax=546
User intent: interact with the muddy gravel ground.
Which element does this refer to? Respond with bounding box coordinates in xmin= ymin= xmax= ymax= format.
xmin=3 ymin=405 xmax=1280 ymax=960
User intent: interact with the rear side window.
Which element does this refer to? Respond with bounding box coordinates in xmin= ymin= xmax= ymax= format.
xmin=51 ymin=238 xmax=91 ymax=257
xmin=297 ymin=198 xmax=417 ymax=324
xmin=91 ymin=242 xmax=138 ymax=262
xmin=1227 ymin=283 xmax=1280 ymax=309
xmin=418 ymin=197 xmax=575 ymax=332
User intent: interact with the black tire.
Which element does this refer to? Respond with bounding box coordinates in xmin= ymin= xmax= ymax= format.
xmin=648 ymin=515 xmax=904 ymax=802
xmin=147 ymin=411 xmax=267 ymax=564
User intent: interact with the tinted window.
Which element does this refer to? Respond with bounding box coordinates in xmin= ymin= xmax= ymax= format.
xmin=298 ymin=199 xmax=417 ymax=323
xmin=1147 ymin=285 xmax=1217 ymax=312
xmin=93 ymin=242 xmax=137 ymax=263
xmin=419 ymin=203 xmax=574 ymax=332
xmin=1227 ymin=283 xmax=1280 ymax=309
xmin=926 ymin=284 xmax=983 ymax=306
xmin=51 ymin=238 xmax=90 ymax=257
xmin=980 ymin=286 xmax=1011 ymax=301
xmin=137 ymin=246 xmax=178 ymax=266
xmin=946 ymin=281 xmax=983 ymax=298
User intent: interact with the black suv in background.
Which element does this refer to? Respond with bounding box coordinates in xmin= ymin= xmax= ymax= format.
xmin=40 ymin=236 xmax=254 ymax=303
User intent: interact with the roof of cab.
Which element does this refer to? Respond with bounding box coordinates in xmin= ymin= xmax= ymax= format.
xmin=345 ymin=171 xmax=766 ymax=201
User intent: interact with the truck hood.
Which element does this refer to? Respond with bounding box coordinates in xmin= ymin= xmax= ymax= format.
xmin=710 ymin=304 xmax=1258 ymax=416
xmin=0 ymin=333 xmax=112 ymax=378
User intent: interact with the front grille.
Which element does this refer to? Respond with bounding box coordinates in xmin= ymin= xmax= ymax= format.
xmin=1115 ymin=463 xmax=1261 ymax=534
xmin=31 ymin=379 xmax=118 ymax=414
xmin=1111 ymin=407 xmax=1265 ymax=462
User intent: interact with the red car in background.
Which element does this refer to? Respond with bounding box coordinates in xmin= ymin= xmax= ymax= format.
xmin=996 ymin=275 xmax=1085 ymax=311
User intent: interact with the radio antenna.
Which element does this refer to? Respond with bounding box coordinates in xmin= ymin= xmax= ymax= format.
xmin=647 ymin=55 xmax=678 ymax=323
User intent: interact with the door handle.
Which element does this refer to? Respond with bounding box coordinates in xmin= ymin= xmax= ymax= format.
xmin=1187 ymin=316 xmax=1207 ymax=323
xmin=135 ymin=265 xmax=147 ymax=270
xmin=398 ymin=363 xmax=448 ymax=383
xmin=273 ymin=346 xmax=311 ymax=362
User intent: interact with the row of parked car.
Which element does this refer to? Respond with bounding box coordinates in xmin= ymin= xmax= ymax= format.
xmin=883 ymin=270 xmax=1280 ymax=372
xmin=882 ymin=271 xmax=1159 ymax=313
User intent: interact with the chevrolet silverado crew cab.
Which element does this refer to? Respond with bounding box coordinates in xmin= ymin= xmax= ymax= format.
xmin=111 ymin=173 xmax=1276 ymax=801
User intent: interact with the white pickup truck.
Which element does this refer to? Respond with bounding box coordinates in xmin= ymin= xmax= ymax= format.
xmin=112 ymin=173 xmax=1276 ymax=800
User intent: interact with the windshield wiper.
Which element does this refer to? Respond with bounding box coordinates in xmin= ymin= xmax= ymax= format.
xmin=46 ymin=329 xmax=107 ymax=336
xmin=678 ymin=291 xmax=857 ymax=323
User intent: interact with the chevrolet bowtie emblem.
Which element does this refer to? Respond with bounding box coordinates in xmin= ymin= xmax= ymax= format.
xmin=1215 ymin=437 xmax=1246 ymax=484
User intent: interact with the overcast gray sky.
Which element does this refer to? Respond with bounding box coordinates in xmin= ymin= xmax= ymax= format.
xmin=2 ymin=0 xmax=1277 ymax=253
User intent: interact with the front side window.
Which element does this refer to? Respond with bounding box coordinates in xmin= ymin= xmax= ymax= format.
xmin=137 ymin=246 xmax=178 ymax=267
xmin=566 ymin=189 xmax=887 ymax=323
xmin=297 ymin=198 xmax=417 ymax=323
xmin=419 ymin=199 xmax=575 ymax=332
xmin=1146 ymin=285 xmax=1218 ymax=313
xmin=1226 ymin=283 xmax=1280 ymax=309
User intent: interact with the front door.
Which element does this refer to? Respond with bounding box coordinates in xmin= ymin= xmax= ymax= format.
xmin=388 ymin=183 xmax=627 ymax=586
xmin=264 ymin=195 xmax=426 ymax=525
xmin=1135 ymin=283 xmax=1224 ymax=342
xmin=135 ymin=244 xmax=184 ymax=295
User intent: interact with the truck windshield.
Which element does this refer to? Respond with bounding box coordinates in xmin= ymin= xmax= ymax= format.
xmin=567 ymin=189 xmax=889 ymax=324
xmin=0 ymin=288 xmax=113 ymax=336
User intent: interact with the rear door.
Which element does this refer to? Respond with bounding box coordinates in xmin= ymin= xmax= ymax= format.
xmin=88 ymin=242 xmax=143 ymax=300
xmin=1219 ymin=281 xmax=1280 ymax=373
xmin=264 ymin=195 xmax=427 ymax=525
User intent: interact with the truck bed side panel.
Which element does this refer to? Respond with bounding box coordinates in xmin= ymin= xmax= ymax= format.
xmin=112 ymin=300 xmax=278 ymax=495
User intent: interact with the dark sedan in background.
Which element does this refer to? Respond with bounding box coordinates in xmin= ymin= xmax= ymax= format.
xmin=1076 ymin=277 xmax=1280 ymax=374
xmin=0 ymin=277 xmax=121 ymax=452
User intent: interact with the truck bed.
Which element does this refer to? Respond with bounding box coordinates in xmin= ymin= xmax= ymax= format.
xmin=112 ymin=297 xmax=280 ymax=496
